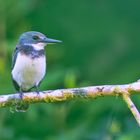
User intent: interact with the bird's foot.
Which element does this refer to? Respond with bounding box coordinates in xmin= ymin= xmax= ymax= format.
xmin=35 ymin=85 xmax=40 ymax=97
xmin=19 ymin=92 xmax=23 ymax=99
xmin=35 ymin=91 xmax=40 ymax=98
xmin=13 ymin=90 xmax=29 ymax=112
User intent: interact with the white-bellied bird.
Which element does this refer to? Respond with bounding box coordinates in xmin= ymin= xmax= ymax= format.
xmin=11 ymin=31 xmax=61 ymax=97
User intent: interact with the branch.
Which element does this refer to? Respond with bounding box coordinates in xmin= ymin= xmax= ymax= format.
xmin=122 ymin=92 xmax=140 ymax=126
xmin=0 ymin=80 xmax=140 ymax=126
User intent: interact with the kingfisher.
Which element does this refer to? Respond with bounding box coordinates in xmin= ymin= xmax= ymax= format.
xmin=11 ymin=31 xmax=61 ymax=97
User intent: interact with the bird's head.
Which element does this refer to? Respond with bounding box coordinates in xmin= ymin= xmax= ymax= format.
xmin=18 ymin=31 xmax=61 ymax=50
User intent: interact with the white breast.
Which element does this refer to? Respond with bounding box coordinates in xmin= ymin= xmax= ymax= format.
xmin=12 ymin=52 xmax=46 ymax=91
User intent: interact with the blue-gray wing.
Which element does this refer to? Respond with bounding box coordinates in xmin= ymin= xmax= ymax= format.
xmin=11 ymin=45 xmax=21 ymax=91
xmin=11 ymin=45 xmax=20 ymax=69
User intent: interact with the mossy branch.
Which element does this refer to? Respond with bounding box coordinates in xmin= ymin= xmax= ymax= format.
xmin=0 ymin=80 xmax=140 ymax=126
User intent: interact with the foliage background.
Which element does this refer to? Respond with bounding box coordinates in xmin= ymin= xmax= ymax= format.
xmin=0 ymin=0 xmax=140 ymax=139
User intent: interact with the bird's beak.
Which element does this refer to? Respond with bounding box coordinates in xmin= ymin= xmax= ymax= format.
xmin=42 ymin=37 xmax=62 ymax=44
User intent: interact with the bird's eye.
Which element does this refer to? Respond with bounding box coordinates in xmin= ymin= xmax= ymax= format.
xmin=33 ymin=35 xmax=39 ymax=40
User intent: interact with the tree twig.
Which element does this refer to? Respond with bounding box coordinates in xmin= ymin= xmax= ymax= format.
xmin=122 ymin=92 xmax=140 ymax=126
xmin=0 ymin=81 xmax=140 ymax=125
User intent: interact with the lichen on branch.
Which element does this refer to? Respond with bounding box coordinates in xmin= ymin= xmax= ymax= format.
xmin=0 ymin=80 xmax=140 ymax=126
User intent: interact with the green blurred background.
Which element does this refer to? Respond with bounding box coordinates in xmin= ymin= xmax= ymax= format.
xmin=0 ymin=0 xmax=140 ymax=139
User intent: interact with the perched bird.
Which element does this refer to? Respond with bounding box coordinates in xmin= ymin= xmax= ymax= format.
xmin=11 ymin=31 xmax=61 ymax=97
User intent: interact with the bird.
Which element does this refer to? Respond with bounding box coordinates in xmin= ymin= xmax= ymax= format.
xmin=11 ymin=31 xmax=61 ymax=97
